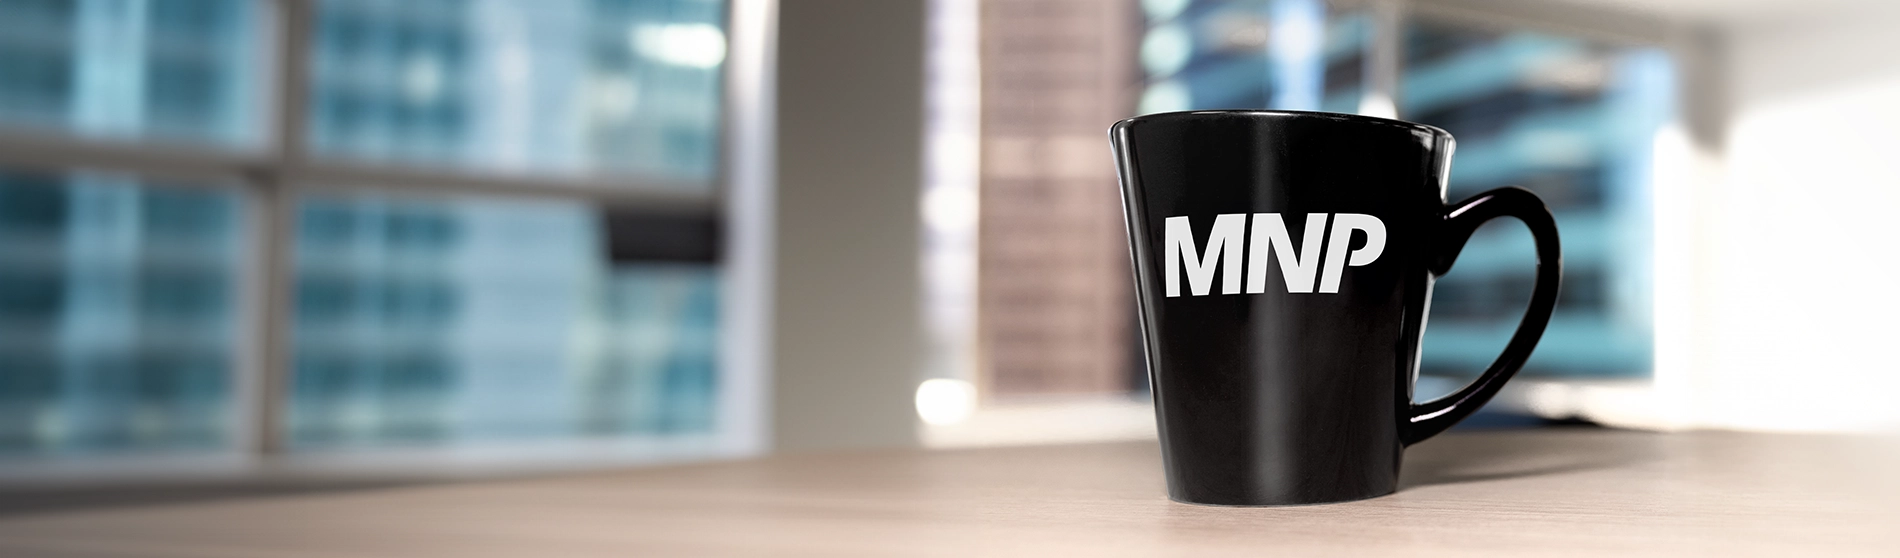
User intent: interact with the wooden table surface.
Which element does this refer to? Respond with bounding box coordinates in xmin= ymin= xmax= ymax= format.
xmin=1 ymin=429 xmax=1896 ymax=557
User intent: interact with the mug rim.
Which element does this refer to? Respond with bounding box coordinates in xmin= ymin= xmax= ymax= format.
xmin=1113 ymin=109 xmax=1451 ymax=142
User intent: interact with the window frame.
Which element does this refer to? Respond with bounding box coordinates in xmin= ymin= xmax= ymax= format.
xmin=0 ymin=0 xmax=775 ymax=475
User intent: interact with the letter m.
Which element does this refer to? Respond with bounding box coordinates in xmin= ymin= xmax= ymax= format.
xmin=1164 ymin=214 xmax=1246 ymax=297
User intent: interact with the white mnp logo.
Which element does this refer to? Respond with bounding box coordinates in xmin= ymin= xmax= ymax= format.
xmin=1163 ymin=213 xmax=1386 ymax=297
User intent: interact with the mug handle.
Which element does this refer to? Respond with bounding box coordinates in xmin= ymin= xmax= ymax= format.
xmin=1401 ymin=187 xmax=1563 ymax=446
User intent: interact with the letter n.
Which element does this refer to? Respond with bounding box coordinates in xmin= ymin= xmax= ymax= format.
xmin=1246 ymin=213 xmax=1329 ymax=293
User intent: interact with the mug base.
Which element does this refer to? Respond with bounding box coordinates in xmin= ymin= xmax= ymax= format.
xmin=1166 ymin=487 xmax=1396 ymax=507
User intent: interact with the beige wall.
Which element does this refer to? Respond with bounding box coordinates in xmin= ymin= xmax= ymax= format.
xmin=771 ymin=0 xmax=928 ymax=451
xmin=1683 ymin=9 xmax=1900 ymax=431
xmin=1577 ymin=2 xmax=1900 ymax=432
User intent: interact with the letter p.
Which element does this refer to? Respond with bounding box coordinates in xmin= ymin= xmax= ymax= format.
xmin=1318 ymin=213 xmax=1386 ymax=293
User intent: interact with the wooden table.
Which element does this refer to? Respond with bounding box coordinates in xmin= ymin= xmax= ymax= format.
xmin=2 ymin=429 xmax=1896 ymax=557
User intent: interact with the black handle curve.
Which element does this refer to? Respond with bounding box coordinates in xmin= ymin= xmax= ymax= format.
xmin=1402 ymin=187 xmax=1562 ymax=446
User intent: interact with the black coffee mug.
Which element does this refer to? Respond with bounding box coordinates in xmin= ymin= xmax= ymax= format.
xmin=1109 ymin=110 xmax=1561 ymax=506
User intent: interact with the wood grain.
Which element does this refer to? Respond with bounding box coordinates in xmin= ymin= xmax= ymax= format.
xmin=1 ymin=429 xmax=1895 ymax=557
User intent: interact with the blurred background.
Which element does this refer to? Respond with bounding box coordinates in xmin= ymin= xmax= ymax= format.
xmin=0 ymin=0 xmax=1897 ymax=493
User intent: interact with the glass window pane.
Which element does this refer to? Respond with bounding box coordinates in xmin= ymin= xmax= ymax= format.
xmin=1402 ymin=19 xmax=1667 ymax=382
xmin=288 ymin=193 xmax=720 ymax=449
xmin=307 ymin=0 xmax=726 ymax=185
xmin=0 ymin=168 xmax=246 ymax=457
xmin=0 ymin=0 xmax=265 ymax=147
xmin=1137 ymin=0 xmax=1367 ymax=115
